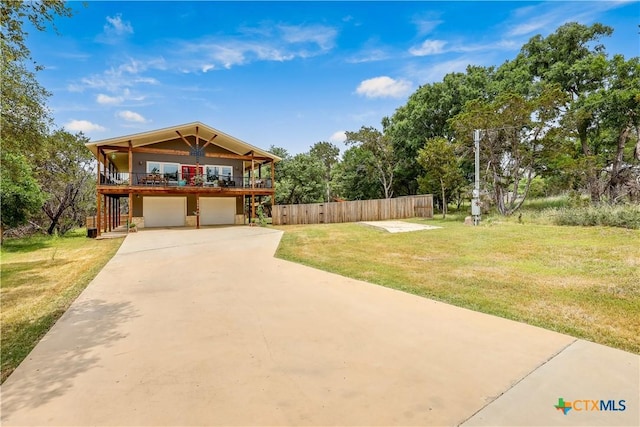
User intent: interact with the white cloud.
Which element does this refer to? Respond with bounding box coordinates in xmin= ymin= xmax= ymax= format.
xmin=180 ymin=23 xmax=338 ymax=72
xmin=409 ymin=39 xmax=447 ymax=56
xmin=69 ymin=58 xmax=163 ymax=96
xmin=104 ymin=14 xmax=133 ymax=37
xmin=329 ymin=131 xmax=346 ymax=144
xmin=65 ymin=120 xmax=106 ymax=133
xmin=356 ymin=76 xmax=413 ymax=99
xmin=117 ymin=110 xmax=147 ymax=123
xmin=278 ymin=24 xmax=337 ymax=51
xmin=96 ymin=93 xmax=123 ymax=105
xmin=96 ymin=14 xmax=133 ymax=44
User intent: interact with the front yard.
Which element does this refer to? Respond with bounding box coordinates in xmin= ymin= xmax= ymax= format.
xmin=275 ymin=219 xmax=640 ymax=354
xmin=0 ymin=230 xmax=123 ymax=383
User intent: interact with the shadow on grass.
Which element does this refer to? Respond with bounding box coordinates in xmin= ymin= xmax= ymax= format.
xmin=0 ymin=298 xmax=138 ymax=416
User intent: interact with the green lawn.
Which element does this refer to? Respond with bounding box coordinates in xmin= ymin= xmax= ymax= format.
xmin=0 ymin=230 xmax=124 ymax=383
xmin=274 ymin=219 xmax=640 ymax=354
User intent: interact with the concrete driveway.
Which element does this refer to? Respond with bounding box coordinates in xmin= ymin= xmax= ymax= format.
xmin=1 ymin=227 xmax=638 ymax=426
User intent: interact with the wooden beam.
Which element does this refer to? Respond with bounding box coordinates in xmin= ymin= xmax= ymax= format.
xmin=271 ymin=159 xmax=275 ymax=190
xmin=201 ymin=133 xmax=217 ymax=149
xmin=175 ymin=130 xmax=193 ymax=148
xmin=128 ymin=141 xmax=133 ymax=178
xmin=96 ymin=149 xmax=102 ymax=236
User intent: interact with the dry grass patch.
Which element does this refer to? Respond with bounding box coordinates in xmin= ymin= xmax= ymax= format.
xmin=1 ymin=230 xmax=123 ymax=383
xmin=274 ymin=220 xmax=640 ymax=354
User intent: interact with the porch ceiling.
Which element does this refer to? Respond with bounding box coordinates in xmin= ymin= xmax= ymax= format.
xmin=86 ymin=122 xmax=281 ymax=168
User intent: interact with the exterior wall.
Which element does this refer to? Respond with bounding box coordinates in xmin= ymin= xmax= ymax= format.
xmin=132 ymin=217 xmax=145 ymax=228
xmin=134 ymin=195 xmax=243 ymax=219
xmin=132 ymin=195 xmax=143 ymax=217
xmin=130 ymin=136 xmax=242 ymax=176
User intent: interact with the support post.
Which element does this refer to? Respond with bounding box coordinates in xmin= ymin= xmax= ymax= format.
xmin=96 ymin=151 xmax=102 ymax=236
xmin=270 ymin=159 xmax=275 ymax=189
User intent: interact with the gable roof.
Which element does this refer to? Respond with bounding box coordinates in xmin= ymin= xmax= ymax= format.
xmin=86 ymin=121 xmax=281 ymax=162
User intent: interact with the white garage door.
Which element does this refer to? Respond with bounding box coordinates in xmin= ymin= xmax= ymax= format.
xmin=143 ymin=197 xmax=186 ymax=227
xmin=200 ymin=197 xmax=236 ymax=225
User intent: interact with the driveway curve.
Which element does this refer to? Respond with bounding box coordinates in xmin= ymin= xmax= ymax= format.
xmin=1 ymin=227 xmax=637 ymax=426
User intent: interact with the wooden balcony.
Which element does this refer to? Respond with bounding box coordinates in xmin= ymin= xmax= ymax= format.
xmin=98 ymin=172 xmax=274 ymax=195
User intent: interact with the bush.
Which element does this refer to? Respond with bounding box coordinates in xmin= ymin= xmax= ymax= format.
xmin=554 ymin=204 xmax=640 ymax=229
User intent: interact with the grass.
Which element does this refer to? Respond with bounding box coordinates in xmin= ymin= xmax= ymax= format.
xmin=274 ymin=218 xmax=640 ymax=354
xmin=0 ymin=229 xmax=123 ymax=383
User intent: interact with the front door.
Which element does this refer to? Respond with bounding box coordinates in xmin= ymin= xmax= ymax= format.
xmin=181 ymin=165 xmax=203 ymax=185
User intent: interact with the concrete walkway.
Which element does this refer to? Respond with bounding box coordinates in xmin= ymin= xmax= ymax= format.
xmin=1 ymin=227 xmax=638 ymax=426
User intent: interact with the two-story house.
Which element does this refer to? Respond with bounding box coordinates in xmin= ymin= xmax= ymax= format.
xmin=87 ymin=122 xmax=280 ymax=235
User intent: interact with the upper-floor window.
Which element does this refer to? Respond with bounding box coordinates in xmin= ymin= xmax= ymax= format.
xmin=205 ymin=165 xmax=233 ymax=182
xmin=147 ymin=162 xmax=180 ymax=182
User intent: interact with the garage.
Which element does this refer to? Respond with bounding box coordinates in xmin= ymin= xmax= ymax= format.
xmin=200 ymin=197 xmax=236 ymax=225
xmin=143 ymin=197 xmax=186 ymax=227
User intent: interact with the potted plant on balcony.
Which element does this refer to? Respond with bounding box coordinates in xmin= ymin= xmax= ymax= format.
xmin=193 ymin=173 xmax=205 ymax=186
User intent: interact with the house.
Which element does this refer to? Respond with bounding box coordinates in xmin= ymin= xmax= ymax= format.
xmin=86 ymin=122 xmax=280 ymax=235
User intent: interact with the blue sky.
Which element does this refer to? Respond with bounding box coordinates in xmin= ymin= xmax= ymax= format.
xmin=29 ymin=1 xmax=639 ymax=154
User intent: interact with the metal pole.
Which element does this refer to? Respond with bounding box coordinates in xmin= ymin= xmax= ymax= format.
xmin=472 ymin=129 xmax=481 ymax=225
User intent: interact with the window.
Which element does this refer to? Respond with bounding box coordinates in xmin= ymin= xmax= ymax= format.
xmin=205 ymin=165 xmax=233 ymax=182
xmin=147 ymin=162 xmax=180 ymax=182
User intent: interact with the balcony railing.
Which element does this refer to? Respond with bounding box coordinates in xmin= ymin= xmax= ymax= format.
xmin=100 ymin=172 xmax=273 ymax=189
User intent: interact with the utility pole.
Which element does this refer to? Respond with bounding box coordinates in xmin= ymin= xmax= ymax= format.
xmin=472 ymin=129 xmax=481 ymax=225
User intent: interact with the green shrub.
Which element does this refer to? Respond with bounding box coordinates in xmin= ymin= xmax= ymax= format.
xmin=555 ymin=204 xmax=640 ymax=229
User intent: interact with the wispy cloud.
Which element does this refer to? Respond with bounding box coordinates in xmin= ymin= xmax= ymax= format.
xmin=409 ymin=40 xmax=447 ymax=56
xmin=404 ymin=57 xmax=476 ymax=84
xmin=413 ymin=18 xmax=443 ymax=36
xmin=68 ymin=58 xmax=163 ymax=98
xmin=356 ymin=76 xmax=413 ymax=99
xmin=178 ymin=23 xmax=338 ymax=71
xmin=65 ymin=119 xmax=106 ymax=133
xmin=97 ymin=14 xmax=134 ymax=44
xmin=409 ymin=38 xmax=517 ymax=57
xmin=505 ymin=1 xmax=634 ymax=37
xmin=346 ymin=48 xmax=391 ymax=64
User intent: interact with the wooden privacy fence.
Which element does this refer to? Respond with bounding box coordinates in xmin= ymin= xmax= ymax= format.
xmin=272 ymin=195 xmax=433 ymax=225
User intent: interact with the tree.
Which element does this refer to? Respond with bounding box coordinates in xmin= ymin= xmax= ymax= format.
xmin=1 ymin=0 xmax=72 ymax=239
xmin=416 ymin=137 xmax=464 ymax=218
xmin=595 ymin=55 xmax=640 ymax=202
xmin=36 ymin=130 xmax=95 ymax=235
xmin=345 ymin=126 xmax=397 ymax=199
xmin=274 ymin=152 xmax=325 ymax=205
xmin=0 ymin=151 xmax=45 ymax=241
xmin=452 ymin=86 xmax=566 ymax=215
xmin=518 ymin=22 xmax=614 ymax=202
xmin=1 ymin=0 xmax=72 ymax=63
xmin=385 ymin=66 xmax=494 ymax=194
xmin=332 ymin=145 xmax=383 ymax=201
xmin=309 ymin=141 xmax=340 ymax=202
